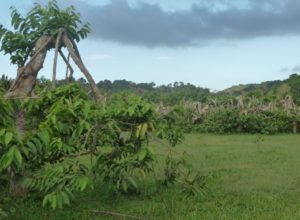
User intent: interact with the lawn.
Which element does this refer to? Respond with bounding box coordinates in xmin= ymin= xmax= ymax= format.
xmin=5 ymin=134 xmax=300 ymax=220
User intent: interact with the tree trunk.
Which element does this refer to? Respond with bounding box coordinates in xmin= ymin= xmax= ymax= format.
xmin=6 ymin=30 xmax=102 ymax=101
xmin=5 ymin=36 xmax=54 ymax=197
xmin=6 ymin=36 xmax=55 ymax=98
xmin=4 ymin=30 xmax=103 ymax=197
xmin=61 ymin=32 xmax=102 ymax=101
xmin=60 ymin=51 xmax=73 ymax=81
xmin=52 ymin=30 xmax=63 ymax=86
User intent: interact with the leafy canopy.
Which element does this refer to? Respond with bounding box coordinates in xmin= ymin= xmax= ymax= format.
xmin=0 ymin=83 xmax=185 ymax=209
xmin=0 ymin=0 xmax=90 ymax=66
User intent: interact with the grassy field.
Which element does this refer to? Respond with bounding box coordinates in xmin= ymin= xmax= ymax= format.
xmin=5 ymin=134 xmax=300 ymax=220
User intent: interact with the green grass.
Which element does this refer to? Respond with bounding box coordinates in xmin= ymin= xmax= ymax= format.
xmin=5 ymin=134 xmax=300 ymax=220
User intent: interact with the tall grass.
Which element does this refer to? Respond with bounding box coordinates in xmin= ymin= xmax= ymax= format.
xmin=5 ymin=134 xmax=300 ymax=220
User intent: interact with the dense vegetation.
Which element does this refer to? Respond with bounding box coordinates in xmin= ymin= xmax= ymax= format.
xmin=2 ymin=72 xmax=300 ymax=105
xmin=49 ymin=73 xmax=300 ymax=106
xmin=96 ymin=79 xmax=210 ymax=104
xmin=2 ymin=74 xmax=300 ymax=135
xmin=1 ymin=83 xmax=208 ymax=215
xmin=220 ymin=73 xmax=300 ymax=104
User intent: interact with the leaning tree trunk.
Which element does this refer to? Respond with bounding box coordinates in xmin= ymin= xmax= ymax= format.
xmin=6 ymin=28 xmax=102 ymax=100
xmin=61 ymin=32 xmax=101 ymax=100
xmin=6 ymin=36 xmax=54 ymax=98
xmin=5 ymin=36 xmax=54 ymax=197
xmin=5 ymin=28 xmax=102 ymax=196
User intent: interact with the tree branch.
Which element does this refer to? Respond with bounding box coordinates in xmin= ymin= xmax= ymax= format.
xmin=62 ymin=31 xmax=102 ymax=102
xmin=59 ymin=50 xmax=74 ymax=81
xmin=52 ymin=29 xmax=64 ymax=86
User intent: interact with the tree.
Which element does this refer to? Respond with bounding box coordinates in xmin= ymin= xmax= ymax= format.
xmin=0 ymin=0 xmax=101 ymax=100
xmin=0 ymin=0 xmax=102 ymax=197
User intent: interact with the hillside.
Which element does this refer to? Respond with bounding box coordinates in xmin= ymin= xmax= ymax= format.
xmin=219 ymin=73 xmax=300 ymax=103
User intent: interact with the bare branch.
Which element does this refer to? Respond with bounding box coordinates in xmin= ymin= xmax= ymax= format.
xmin=59 ymin=50 xmax=74 ymax=81
xmin=62 ymin=31 xmax=102 ymax=102
xmin=64 ymin=53 xmax=71 ymax=81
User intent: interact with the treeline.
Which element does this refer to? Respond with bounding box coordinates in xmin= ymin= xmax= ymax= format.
xmin=2 ymin=73 xmax=300 ymax=106
xmin=2 ymin=74 xmax=300 ymax=135
xmin=48 ymin=73 xmax=300 ymax=105
xmin=0 ymin=75 xmax=211 ymax=105
xmin=97 ymin=79 xmax=211 ymax=104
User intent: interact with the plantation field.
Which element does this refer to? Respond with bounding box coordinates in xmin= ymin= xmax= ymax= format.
xmin=6 ymin=134 xmax=300 ymax=220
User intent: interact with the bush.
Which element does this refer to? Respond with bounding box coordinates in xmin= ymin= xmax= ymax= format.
xmin=0 ymin=85 xmax=185 ymax=210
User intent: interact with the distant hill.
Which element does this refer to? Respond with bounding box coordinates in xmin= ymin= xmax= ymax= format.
xmin=220 ymin=80 xmax=281 ymax=96
xmin=219 ymin=73 xmax=300 ymax=104
xmin=95 ymin=74 xmax=300 ymax=104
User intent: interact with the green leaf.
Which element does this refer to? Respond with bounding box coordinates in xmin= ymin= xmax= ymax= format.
xmin=122 ymin=181 xmax=128 ymax=193
xmin=13 ymin=146 xmax=23 ymax=167
xmin=140 ymin=123 xmax=148 ymax=138
xmin=78 ymin=176 xmax=89 ymax=191
xmin=42 ymin=194 xmax=51 ymax=207
xmin=4 ymin=132 xmax=13 ymax=145
xmin=37 ymin=130 xmax=50 ymax=145
xmin=127 ymin=177 xmax=138 ymax=189
xmin=135 ymin=124 xmax=142 ymax=138
xmin=60 ymin=191 xmax=70 ymax=206
xmin=0 ymin=129 xmax=5 ymax=136
xmin=50 ymin=194 xmax=57 ymax=209
xmin=26 ymin=141 xmax=37 ymax=154
xmin=138 ymin=148 xmax=148 ymax=161
xmin=56 ymin=194 xmax=63 ymax=209
xmin=0 ymin=147 xmax=14 ymax=170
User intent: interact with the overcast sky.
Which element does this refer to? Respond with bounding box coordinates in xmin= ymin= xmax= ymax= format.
xmin=1 ymin=0 xmax=300 ymax=90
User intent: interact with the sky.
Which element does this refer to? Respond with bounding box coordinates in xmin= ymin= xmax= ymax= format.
xmin=1 ymin=0 xmax=300 ymax=91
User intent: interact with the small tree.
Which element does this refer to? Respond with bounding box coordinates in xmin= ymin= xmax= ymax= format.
xmin=0 ymin=0 xmax=101 ymax=100
xmin=0 ymin=0 xmax=102 ymax=196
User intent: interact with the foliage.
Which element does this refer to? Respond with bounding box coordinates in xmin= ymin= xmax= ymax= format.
xmin=97 ymin=79 xmax=210 ymax=105
xmin=287 ymin=73 xmax=300 ymax=105
xmin=24 ymin=159 xmax=92 ymax=209
xmin=175 ymin=96 xmax=300 ymax=134
xmin=0 ymin=75 xmax=12 ymax=92
xmin=0 ymin=208 xmax=7 ymax=219
xmin=0 ymin=94 xmax=13 ymax=127
xmin=93 ymin=92 xmax=184 ymax=193
xmin=196 ymin=108 xmax=241 ymax=134
xmin=0 ymin=84 xmax=185 ymax=210
xmin=219 ymin=73 xmax=300 ymax=105
xmin=155 ymin=106 xmax=185 ymax=146
xmin=0 ymin=95 xmax=18 ymax=174
xmin=163 ymin=151 xmax=206 ymax=199
xmin=0 ymin=0 xmax=90 ymax=66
